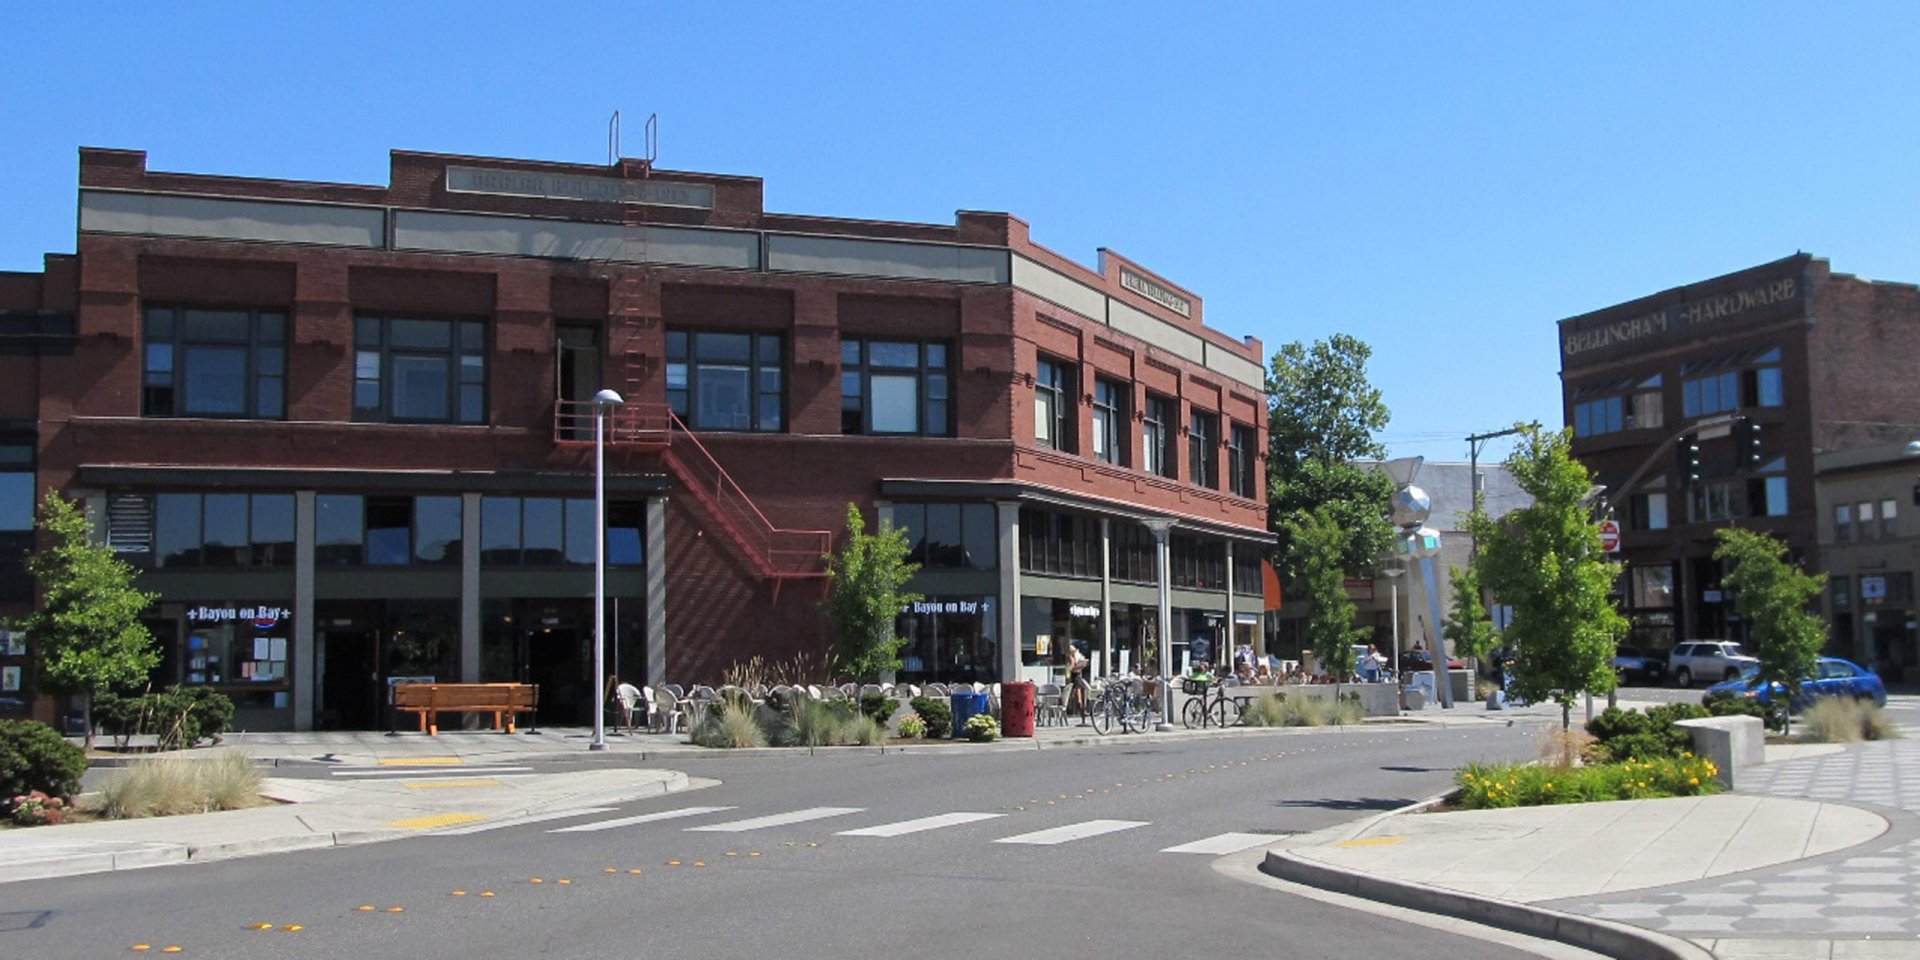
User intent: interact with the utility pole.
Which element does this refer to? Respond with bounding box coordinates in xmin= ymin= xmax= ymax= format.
xmin=1466 ymin=424 xmax=1532 ymax=558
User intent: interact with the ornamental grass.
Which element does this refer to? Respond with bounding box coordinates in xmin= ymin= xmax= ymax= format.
xmin=1454 ymin=753 xmax=1721 ymax=810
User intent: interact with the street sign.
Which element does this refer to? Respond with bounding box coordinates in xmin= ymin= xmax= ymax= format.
xmin=1597 ymin=519 xmax=1621 ymax=553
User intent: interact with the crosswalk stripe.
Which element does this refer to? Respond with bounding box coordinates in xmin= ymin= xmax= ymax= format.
xmin=837 ymin=812 xmax=1004 ymax=837
xmin=432 ymin=807 xmax=619 ymax=835
xmin=333 ymin=767 xmax=534 ymax=778
xmin=549 ymin=806 xmax=739 ymax=833
xmin=994 ymin=819 xmax=1148 ymax=845
xmin=687 ymin=807 xmax=864 ymax=832
xmin=1159 ymin=832 xmax=1284 ymax=855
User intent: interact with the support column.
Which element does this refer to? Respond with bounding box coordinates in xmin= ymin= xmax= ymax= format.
xmin=996 ymin=501 xmax=1021 ymax=683
xmin=645 ymin=496 xmax=668 ymax=686
xmin=1146 ymin=518 xmax=1175 ymax=729
xmin=460 ymin=492 xmax=481 ymax=684
xmin=293 ymin=491 xmax=316 ymax=732
xmin=1098 ymin=517 xmax=1113 ymax=677
xmin=1224 ymin=540 xmax=1235 ymax=672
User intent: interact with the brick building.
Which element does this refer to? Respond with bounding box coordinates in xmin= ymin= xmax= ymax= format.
xmin=0 ymin=147 xmax=1270 ymax=730
xmin=1558 ymin=254 xmax=1920 ymax=670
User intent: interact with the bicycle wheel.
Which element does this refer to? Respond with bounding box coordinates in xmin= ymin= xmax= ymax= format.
xmin=1090 ymin=695 xmax=1115 ymax=735
xmin=1215 ymin=694 xmax=1239 ymax=728
xmin=1124 ymin=694 xmax=1154 ymax=733
xmin=1181 ymin=697 xmax=1204 ymax=729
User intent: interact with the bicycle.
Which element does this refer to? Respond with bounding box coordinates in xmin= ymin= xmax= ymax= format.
xmin=1089 ymin=675 xmax=1160 ymax=734
xmin=1180 ymin=675 xmax=1240 ymax=729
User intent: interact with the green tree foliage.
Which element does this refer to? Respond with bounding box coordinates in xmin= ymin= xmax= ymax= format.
xmin=1443 ymin=561 xmax=1500 ymax=663
xmin=1714 ymin=527 xmax=1826 ymax=735
xmin=15 ymin=493 xmax=159 ymax=746
xmin=1265 ymin=335 xmax=1394 ymax=583
xmin=1298 ymin=506 xmax=1366 ymax=684
xmin=822 ymin=503 xmax=923 ymax=681
xmin=1468 ymin=426 xmax=1626 ymax=728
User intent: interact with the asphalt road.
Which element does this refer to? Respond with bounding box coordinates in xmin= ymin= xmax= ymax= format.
xmin=8 ymin=722 xmax=1586 ymax=960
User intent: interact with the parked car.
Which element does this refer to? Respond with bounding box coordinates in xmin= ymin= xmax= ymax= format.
xmin=1705 ymin=656 xmax=1887 ymax=710
xmin=1399 ymin=650 xmax=1467 ymax=673
xmin=1612 ymin=644 xmax=1666 ymax=685
xmin=1668 ymin=640 xmax=1758 ymax=688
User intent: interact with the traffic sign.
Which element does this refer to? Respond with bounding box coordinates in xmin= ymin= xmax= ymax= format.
xmin=1597 ymin=519 xmax=1621 ymax=553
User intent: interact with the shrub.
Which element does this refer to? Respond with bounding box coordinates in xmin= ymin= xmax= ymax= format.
xmin=964 ymin=713 xmax=1000 ymax=742
xmin=1280 ymin=694 xmax=1328 ymax=727
xmin=1237 ymin=693 xmax=1288 ymax=727
xmin=850 ymin=715 xmax=887 ymax=746
xmin=103 ymin=750 xmax=263 ymax=818
xmin=1455 ymin=753 xmax=1720 ymax=809
xmin=1586 ymin=703 xmax=1704 ymax=762
xmin=897 ymin=715 xmax=927 ymax=739
xmin=95 ymin=686 xmax=235 ymax=750
xmin=858 ymin=692 xmax=898 ymax=725
xmin=1331 ymin=693 xmax=1365 ymax=725
xmin=0 ymin=719 xmax=87 ymax=810
xmin=1801 ymin=698 xmax=1903 ymax=743
xmin=909 ymin=696 xmax=951 ymax=739
xmin=690 ymin=699 xmax=768 ymax=749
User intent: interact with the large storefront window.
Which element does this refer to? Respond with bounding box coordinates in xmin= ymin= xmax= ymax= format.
xmin=113 ymin=492 xmax=296 ymax=568
xmin=314 ymin=495 xmax=464 ymax=567
xmin=897 ymin=596 xmax=996 ymax=684
xmin=892 ymin=503 xmax=995 ymax=570
xmin=480 ymin=497 xmax=643 ymax=566
xmin=1020 ymin=596 xmax=1098 ymax=682
xmin=1110 ymin=522 xmax=1155 ymax=585
xmin=1170 ymin=534 xmax=1226 ymax=590
xmin=1019 ymin=507 xmax=1100 ymax=578
xmin=159 ymin=601 xmax=297 ymax=725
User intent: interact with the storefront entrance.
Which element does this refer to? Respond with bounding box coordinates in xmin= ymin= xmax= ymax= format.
xmin=318 ymin=627 xmax=379 ymax=731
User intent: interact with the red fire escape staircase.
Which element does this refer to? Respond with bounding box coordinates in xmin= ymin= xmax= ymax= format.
xmin=553 ymin=149 xmax=831 ymax=601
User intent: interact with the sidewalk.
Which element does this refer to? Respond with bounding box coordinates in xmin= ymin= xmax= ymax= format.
xmin=1265 ymin=739 xmax=1920 ymax=960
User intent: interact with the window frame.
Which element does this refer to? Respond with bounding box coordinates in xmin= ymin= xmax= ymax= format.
xmin=353 ymin=314 xmax=488 ymax=425
xmin=1143 ymin=393 xmax=1175 ymax=479
xmin=839 ymin=339 xmax=950 ymax=436
xmin=1034 ymin=356 xmax=1073 ymax=452
xmin=667 ymin=329 xmax=784 ymax=433
xmin=1227 ymin=421 xmax=1256 ymax=498
xmin=1189 ymin=409 xmax=1220 ymax=490
xmin=143 ymin=306 xmax=288 ymax=420
xmin=1092 ymin=377 xmax=1127 ymax=465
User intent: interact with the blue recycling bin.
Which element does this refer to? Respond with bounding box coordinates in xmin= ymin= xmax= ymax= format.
xmin=950 ymin=690 xmax=989 ymax=738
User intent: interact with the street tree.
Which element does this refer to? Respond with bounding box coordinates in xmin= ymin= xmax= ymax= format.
xmin=1468 ymin=425 xmax=1625 ymax=728
xmin=1298 ymin=505 xmax=1366 ymax=689
xmin=16 ymin=493 xmax=159 ymax=747
xmin=1713 ymin=527 xmax=1825 ymax=734
xmin=822 ymin=503 xmax=923 ymax=682
xmin=1265 ymin=334 xmax=1394 ymax=584
xmin=1442 ymin=559 xmax=1501 ymax=666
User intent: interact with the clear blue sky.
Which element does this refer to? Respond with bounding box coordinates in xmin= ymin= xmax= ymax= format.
xmin=8 ymin=3 xmax=1919 ymax=463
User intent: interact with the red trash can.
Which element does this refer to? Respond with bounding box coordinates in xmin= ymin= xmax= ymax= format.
xmin=1001 ymin=681 xmax=1037 ymax=738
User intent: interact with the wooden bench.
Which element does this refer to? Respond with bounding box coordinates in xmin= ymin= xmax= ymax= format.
xmin=393 ymin=682 xmax=539 ymax=736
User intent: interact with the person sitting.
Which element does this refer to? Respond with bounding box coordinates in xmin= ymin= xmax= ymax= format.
xmin=611 ymin=677 xmax=645 ymax=735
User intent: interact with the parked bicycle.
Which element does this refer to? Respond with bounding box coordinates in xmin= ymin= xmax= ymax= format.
xmin=1089 ymin=675 xmax=1160 ymax=734
xmin=1180 ymin=675 xmax=1240 ymax=729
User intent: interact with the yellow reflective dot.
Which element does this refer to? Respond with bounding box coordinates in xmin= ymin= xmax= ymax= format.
xmin=725 ymin=851 xmax=737 ymax=857
xmin=251 ymin=923 xmax=274 ymax=930
xmin=628 ymin=869 xmax=643 ymax=875
xmin=556 ymin=879 xmax=572 ymax=885
xmin=530 ymin=877 xmax=544 ymax=883
xmin=604 ymin=868 xmax=617 ymax=873
xmin=692 ymin=861 xmax=707 ymax=867
xmin=480 ymin=892 xmax=495 ymax=898
xmin=667 ymin=860 xmax=681 ymax=866
xmin=131 ymin=946 xmax=151 ymax=952
xmin=386 ymin=907 xmax=404 ymax=913
xmin=357 ymin=905 xmax=376 ymax=911
xmin=162 ymin=950 xmax=183 ymax=955
xmin=451 ymin=890 xmax=467 ymax=896
xmin=748 ymin=852 xmax=760 ymax=857
xmin=282 ymin=925 xmax=304 ymax=932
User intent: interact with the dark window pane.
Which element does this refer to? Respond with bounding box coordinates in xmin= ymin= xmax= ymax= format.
xmin=962 ymin=504 xmax=996 ymax=571
xmin=460 ymin=321 xmax=485 ymax=351
xmin=355 ymin=317 xmax=381 ymax=347
xmin=258 ymin=346 xmax=285 ymax=375
xmin=564 ymin=499 xmax=596 ymax=565
xmin=316 ymin=494 xmax=364 ymax=565
xmin=481 ymin=496 xmax=522 ymax=565
xmin=697 ymin=333 xmax=751 ymax=362
xmin=696 ymin=366 xmax=751 ymax=430
xmin=145 ymin=308 xmax=174 ymax=340
xmin=0 ymin=474 xmax=31 ymax=532
xmin=365 ymin=497 xmax=411 ymax=566
xmin=459 ymin=384 xmax=485 ymax=423
xmin=756 ymin=335 xmax=781 ymax=365
xmin=523 ymin=497 xmax=564 ymax=564
xmin=925 ymin=504 xmax=961 ymax=568
xmin=414 ymin=496 xmax=462 ymax=565
xmin=758 ymin=395 xmax=782 ymax=431
xmin=258 ymin=312 xmax=285 ymax=343
xmin=870 ymin=342 xmax=917 ymax=367
xmin=155 ymin=493 xmax=202 ymax=568
xmin=391 ymin=355 xmax=450 ymax=420
xmin=145 ymin=343 xmax=173 ymax=374
xmin=607 ymin=502 xmax=644 ymax=566
xmin=182 ymin=346 xmax=248 ymax=415
xmin=251 ymin=494 xmax=294 ymax=566
xmin=926 ymin=344 xmax=947 ymax=368
xmin=202 ymin=493 xmax=248 ymax=566
xmin=390 ymin=318 xmax=451 ymax=350
xmin=258 ymin=377 xmax=284 ymax=418
xmin=892 ymin=504 xmax=926 ymax=563
xmin=182 ymin=309 xmax=249 ymax=342
xmin=665 ymin=331 xmax=687 ymax=359
xmin=841 ymin=340 xmax=861 ymax=365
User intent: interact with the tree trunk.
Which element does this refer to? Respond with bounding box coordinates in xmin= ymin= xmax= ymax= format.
xmin=80 ymin=689 xmax=95 ymax=751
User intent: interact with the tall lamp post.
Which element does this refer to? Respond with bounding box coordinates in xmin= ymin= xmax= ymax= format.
xmin=589 ymin=388 xmax=625 ymax=752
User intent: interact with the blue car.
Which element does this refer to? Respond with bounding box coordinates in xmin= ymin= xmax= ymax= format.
xmin=1705 ymin=656 xmax=1887 ymax=710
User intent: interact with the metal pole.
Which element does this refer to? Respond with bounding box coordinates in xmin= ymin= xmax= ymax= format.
xmin=1147 ymin=519 xmax=1176 ymax=730
xmin=590 ymin=388 xmax=625 ymax=751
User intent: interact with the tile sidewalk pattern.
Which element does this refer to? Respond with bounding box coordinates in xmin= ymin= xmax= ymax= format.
xmin=1547 ymin=739 xmax=1920 ymax=937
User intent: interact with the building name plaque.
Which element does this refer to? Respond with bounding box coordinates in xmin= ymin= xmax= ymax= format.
xmin=1119 ymin=268 xmax=1192 ymax=318
xmin=1562 ymin=276 xmax=1799 ymax=360
xmin=445 ymin=166 xmax=716 ymax=209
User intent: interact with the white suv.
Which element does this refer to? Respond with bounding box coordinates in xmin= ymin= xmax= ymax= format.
xmin=1668 ymin=640 xmax=1758 ymax=688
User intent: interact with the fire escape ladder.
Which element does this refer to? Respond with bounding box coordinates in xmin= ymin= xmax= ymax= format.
xmin=663 ymin=413 xmax=832 ymax=601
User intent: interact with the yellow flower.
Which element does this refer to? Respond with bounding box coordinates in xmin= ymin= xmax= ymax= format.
xmin=1688 ymin=777 xmax=1699 ymax=786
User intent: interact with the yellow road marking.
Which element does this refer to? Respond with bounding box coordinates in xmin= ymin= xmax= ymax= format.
xmin=1335 ymin=835 xmax=1408 ymax=848
xmin=402 ymin=780 xmax=500 ymax=790
xmin=378 ymin=757 xmax=464 ymax=766
xmin=388 ymin=812 xmax=487 ymax=829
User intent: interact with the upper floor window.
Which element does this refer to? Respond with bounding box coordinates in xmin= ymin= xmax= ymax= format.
xmin=1882 ymin=498 xmax=1899 ymax=538
xmin=1092 ymin=378 xmax=1127 ymax=465
xmin=1746 ymin=348 xmax=1783 ymax=407
xmin=1629 ymin=489 xmax=1669 ymax=531
xmin=1143 ymin=393 xmax=1175 ymax=478
xmin=1189 ymin=410 xmax=1220 ymax=490
xmin=1857 ymin=501 xmax=1877 ymax=540
xmin=1630 ymin=375 xmax=1664 ymax=430
xmin=1034 ymin=357 xmax=1073 ymax=452
xmin=841 ymin=340 xmax=949 ymax=436
xmin=1228 ymin=422 xmax=1256 ymax=498
xmin=668 ymin=330 xmax=782 ymax=432
xmin=1682 ymin=371 xmax=1738 ymax=419
xmin=1687 ymin=480 xmax=1737 ymax=523
xmin=1835 ymin=504 xmax=1853 ymax=542
xmin=1574 ymin=397 xmax=1624 ymax=437
xmin=145 ymin=307 xmax=286 ymax=419
xmin=480 ymin=496 xmax=642 ymax=566
xmin=355 ymin=315 xmax=486 ymax=424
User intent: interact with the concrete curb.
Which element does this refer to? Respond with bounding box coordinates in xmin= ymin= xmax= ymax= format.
xmin=1264 ymin=844 xmax=1714 ymax=960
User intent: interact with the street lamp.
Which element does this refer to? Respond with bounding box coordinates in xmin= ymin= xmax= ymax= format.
xmin=590 ymin=387 xmax=625 ymax=752
xmin=1382 ymin=564 xmax=1406 ymax=679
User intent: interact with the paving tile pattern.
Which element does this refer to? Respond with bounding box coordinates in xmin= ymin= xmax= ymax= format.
xmin=1548 ymin=739 xmax=1920 ymax=937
